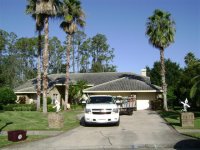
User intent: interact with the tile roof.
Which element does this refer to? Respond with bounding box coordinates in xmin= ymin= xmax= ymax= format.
xmin=14 ymin=72 xmax=158 ymax=93
xmin=83 ymin=77 xmax=161 ymax=92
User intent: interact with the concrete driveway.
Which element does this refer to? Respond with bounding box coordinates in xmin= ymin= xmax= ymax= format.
xmin=2 ymin=110 xmax=200 ymax=150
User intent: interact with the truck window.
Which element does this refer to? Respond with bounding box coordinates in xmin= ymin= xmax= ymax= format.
xmin=89 ymin=96 xmax=114 ymax=104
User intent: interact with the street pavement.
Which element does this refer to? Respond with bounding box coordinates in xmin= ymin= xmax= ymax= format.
xmin=1 ymin=110 xmax=200 ymax=150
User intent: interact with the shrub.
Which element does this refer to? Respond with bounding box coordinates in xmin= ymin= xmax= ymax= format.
xmin=47 ymin=97 xmax=52 ymax=105
xmin=0 ymin=103 xmax=3 ymax=110
xmin=40 ymin=97 xmax=52 ymax=106
xmin=47 ymin=104 xmax=56 ymax=112
xmin=0 ymin=87 xmax=16 ymax=105
xmin=3 ymin=104 xmax=36 ymax=111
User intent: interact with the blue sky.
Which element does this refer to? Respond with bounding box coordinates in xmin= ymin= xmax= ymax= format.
xmin=0 ymin=0 xmax=199 ymax=74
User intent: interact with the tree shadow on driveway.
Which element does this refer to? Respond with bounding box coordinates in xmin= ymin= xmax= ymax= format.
xmin=174 ymin=139 xmax=200 ymax=149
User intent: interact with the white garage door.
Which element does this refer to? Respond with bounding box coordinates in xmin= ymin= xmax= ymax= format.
xmin=137 ymin=100 xmax=150 ymax=110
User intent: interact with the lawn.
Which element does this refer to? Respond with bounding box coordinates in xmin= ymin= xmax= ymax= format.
xmin=158 ymin=110 xmax=200 ymax=138
xmin=0 ymin=109 xmax=83 ymax=148
xmin=0 ymin=110 xmax=83 ymax=131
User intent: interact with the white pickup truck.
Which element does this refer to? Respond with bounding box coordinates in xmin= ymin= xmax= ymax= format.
xmin=83 ymin=95 xmax=120 ymax=126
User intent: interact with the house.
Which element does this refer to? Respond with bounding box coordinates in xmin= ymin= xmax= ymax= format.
xmin=14 ymin=70 xmax=162 ymax=110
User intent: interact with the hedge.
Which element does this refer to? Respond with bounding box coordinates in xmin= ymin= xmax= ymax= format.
xmin=3 ymin=104 xmax=36 ymax=111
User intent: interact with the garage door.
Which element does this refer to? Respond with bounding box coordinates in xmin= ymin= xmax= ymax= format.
xmin=136 ymin=100 xmax=150 ymax=110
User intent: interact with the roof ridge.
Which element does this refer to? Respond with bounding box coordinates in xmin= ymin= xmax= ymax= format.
xmin=83 ymin=77 xmax=126 ymax=91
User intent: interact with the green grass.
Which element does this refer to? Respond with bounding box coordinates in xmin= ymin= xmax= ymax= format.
xmin=0 ymin=109 xmax=83 ymax=148
xmin=158 ymin=110 xmax=200 ymax=139
xmin=0 ymin=110 xmax=83 ymax=131
xmin=158 ymin=110 xmax=200 ymax=129
xmin=182 ymin=133 xmax=200 ymax=139
xmin=0 ymin=135 xmax=49 ymax=148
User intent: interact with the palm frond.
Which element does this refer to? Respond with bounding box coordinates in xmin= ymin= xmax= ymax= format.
xmin=145 ymin=9 xmax=175 ymax=49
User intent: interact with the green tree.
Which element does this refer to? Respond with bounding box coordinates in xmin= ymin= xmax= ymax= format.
xmin=0 ymin=29 xmax=9 ymax=60
xmin=35 ymin=0 xmax=62 ymax=113
xmin=0 ymin=29 xmax=9 ymax=87
xmin=2 ymin=32 xmax=19 ymax=88
xmin=90 ymin=34 xmax=116 ymax=72
xmin=73 ymin=30 xmax=86 ymax=72
xmin=60 ymin=0 xmax=85 ymax=110
xmin=0 ymin=87 xmax=16 ymax=105
xmin=69 ymin=80 xmax=87 ymax=104
xmin=79 ymin=38 xmax=91 ymax=73
xmin=184 ymin=52 xmax=198 ymax=66
xmin=176 ymin=52 xmax=200 ymax=108
xmin=146 ymin=9 xmax=176 ymax=111
xmin=15 ymin=37 xmax=37 ymax=81
xmin=147 ymin=59 xmax=182 ymax=107
xmin=49 ymin=36 xmax=65 ymax=73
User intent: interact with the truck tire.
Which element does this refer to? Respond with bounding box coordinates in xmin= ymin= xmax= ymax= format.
xmin=115 ymin=119 xmax=120 ymax=126
xmin=127 ymin=108 xmax=133 ymax=115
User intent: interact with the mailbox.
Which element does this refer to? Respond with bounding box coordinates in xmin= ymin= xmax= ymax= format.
xmin=8 ymin=130 xmax=27 ymax=142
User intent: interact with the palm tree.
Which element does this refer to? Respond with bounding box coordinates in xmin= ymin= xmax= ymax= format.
xmin=146 ymin=9 xmax=176 ymax=111
xmin=26 ymin=0 xmax=45 ymax=111
xmin=60 ymin=0 xmax=85 ymax=110
xmin=35 ymin=0 xmax=62 ymax=113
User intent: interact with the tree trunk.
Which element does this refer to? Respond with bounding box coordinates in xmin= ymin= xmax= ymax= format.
xmin=160 ymin=48 xmax=168 ymax=111
xmin=43 ymin=16 xmax=49 ymax=113
xmin=77 ymin=44 xmax=80 ymax=72
xmin=72 ymin=35 xmax=75 ymax=73
xmin=37 ymin=30 xmax=42 ymax=111
xmin=64 ymin=34 xmax=72 ymax=110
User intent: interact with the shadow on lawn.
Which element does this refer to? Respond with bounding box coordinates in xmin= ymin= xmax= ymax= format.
xmin=159 ymin=111 xmax=180 ymax=119
xmin=0 ymin=120 xmax=13 ymax=133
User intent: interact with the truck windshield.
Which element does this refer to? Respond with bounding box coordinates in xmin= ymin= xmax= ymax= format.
xmin=89 ymin=96 xmax=114 ymax=104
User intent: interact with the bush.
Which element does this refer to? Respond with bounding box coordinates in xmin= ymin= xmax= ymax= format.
xmin=47 ymin=97 xmax=52 ymax=105
xmin=3 ymin=104 xmax=36 ymax=111
xmin=40 ymin=97 xmax=52 ymax=105
xmin=0 ymin=103 xmax=3 ymax=110
xmin=47 ymin=104 xmax=56 ymax=112
xmin=0 ymin=87 xmax=16 ymax=105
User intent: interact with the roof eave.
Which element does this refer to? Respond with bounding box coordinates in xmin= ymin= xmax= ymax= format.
xmin=83 ymin=90 xmax=163 ymax=93
xmin=15 ymin=92 xmax=37 ymax=94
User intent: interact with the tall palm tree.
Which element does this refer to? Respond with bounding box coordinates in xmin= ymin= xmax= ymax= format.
xmin=146 ymin=9 xmax=176 ymax=111
xmin=26 ymin=0 xmax=45 ymax=111
xmin=60 ymin=0 xmax=85 ymax=110
xmin=35 ymin=0 xmax=62 ymax=113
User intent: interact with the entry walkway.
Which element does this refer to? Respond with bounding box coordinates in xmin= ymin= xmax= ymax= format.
xmin=2 ymin=110 xmax=200 ymax=150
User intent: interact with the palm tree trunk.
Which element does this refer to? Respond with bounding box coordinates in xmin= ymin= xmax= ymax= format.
xmin=37 ymin=30 xmax=42 ymax=111
xmin=72 ymin=35 xmax=75 ymax=73
xmin=64 ymin=34 xmax=72 ymax=110
xmin=43 ymin=16 xmax=49 ymax=113
xmin=77 ymin=44 xmax=80 ymax=72
xmin=160 ymin=48 xmax=168 ymax=111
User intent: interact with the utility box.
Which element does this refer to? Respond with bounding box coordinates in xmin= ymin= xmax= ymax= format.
xmin=180 ymin=112 xmax=194 ymax=127
xmin=8 ymin=130 xmax=27 ymax=142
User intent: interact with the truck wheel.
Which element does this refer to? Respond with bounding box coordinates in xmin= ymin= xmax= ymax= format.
xmin=115 ymin=119 xmax=120 ymax=126
xmin=83 ymin=120 xmax=88 ymax=127
xmin=127 ymin=109 xmax=133 ymax=115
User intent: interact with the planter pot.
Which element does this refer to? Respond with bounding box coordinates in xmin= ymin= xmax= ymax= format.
xmin=8 ymin=130 xmax=27 ymax=142
xmin=48 ymin=113 xmax=64 ymax=128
